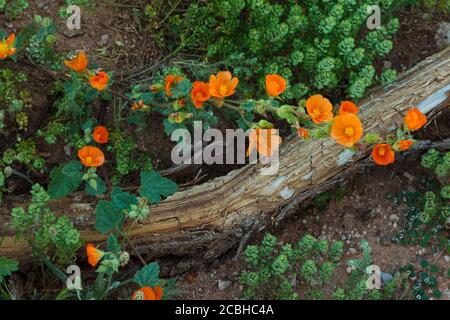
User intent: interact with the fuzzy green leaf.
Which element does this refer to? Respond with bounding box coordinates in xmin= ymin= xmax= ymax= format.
xmin=134 ymin=262 xmax=160 ymax=287
xmin=111 ymin=187 xmax=138 ymax=212
xmin=139 ymin=171 xmax=178 ymax=204
xmin=85 ymin=177 xmax=107 ymax=196
xmin=0 ymin=257 xmax=19 ymax=282
xmin=95 ymin=200 xmax=124 ymax=234
xmin=48 ymin=161 xmax=83 ymax=199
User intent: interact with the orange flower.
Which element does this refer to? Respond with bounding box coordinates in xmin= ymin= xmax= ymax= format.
xmin=132 ymin=286 xmax=163 ymax=300
xmin=306 ymin=94 xmax=334 ymax=124
xmin=209 ymin=71 xmax=239 ymax=99
xmin=78 ymin=146 xmax=105 ymax=167
xmin=404 ymin=108 xmax=427 ymax=131
xmin=191 ymin=81 xmax=211 ymax=109
xmin=86 ymin=243 xmax=104 ymax=267
xmin=165 ymin=75 xmax=184 ymax=96
xmin=177 ymin=99 xmax=185 ymax=107
xmin=339 ymin=101 xmax=359 ymax=115
xmin=93 ymin=126 xmax=109 ymax=144
xmin=397 ymin=140 xmax=413 ymax=151
xmin=330 ymin=114 xmax=363 ymax=148
xmin=265 ymin=74 xmax=286 ymax=97
xmin=297 ymin=127 xmax=310 ymax=139
xmin=132 ymin=100 xmax=150 ymax=111
xmin=372 ymin=144 xmax=395 ymax=166
xmin=247 ymin=129 xmax=282 ymax=158
xmin=154 ymin=286 xmax=164 ymax=300
xmin=64 ymin=51 xmax=88 ymax=73
xmin=0 ymin=33 xmax=16 ymax=59
xmin=89 ymin=71 xmax=109 ymax=91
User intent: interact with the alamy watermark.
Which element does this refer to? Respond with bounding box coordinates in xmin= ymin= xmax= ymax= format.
xmin=66 ymin=5 xmax=81 ymax=30
xmin=366 ymin=264 xmax=382 ymax=290
xmin=367 ymin=5 xmax=381 ymax=30
xmin=171 ymin=121 xmax=280 ymax=176
xmin=66 ymin=264 xmax=82 ymax=291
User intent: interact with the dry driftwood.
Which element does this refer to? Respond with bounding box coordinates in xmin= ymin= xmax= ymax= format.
xmin=1 ymin=47 xmax=450 ymax=261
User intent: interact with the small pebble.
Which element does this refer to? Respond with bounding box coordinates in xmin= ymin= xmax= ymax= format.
xmin=218 ymin=280 xmax=231 ymax=291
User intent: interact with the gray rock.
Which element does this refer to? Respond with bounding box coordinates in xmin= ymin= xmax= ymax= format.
xmin=38 ymin=1 xmax=50 ymax=9
xmin=99 ymin=34 xmax=110 ymax=47
xmin=389 ymin=214 xmax=399 ymax=221
xmin=218 ymin=280 xmax=231 ymax=291
xmin=381 ymin=272 xmax=393 ymax=283
xmin=403 ymin=172 xmax=415 ymax=183
xmin=63 ymin=29 xmax=85 ymax=38
xmin=443 ymin=289 xmax=450 ymax=299
xmin=383 ymin=61 xmax=392 ymax=69
xmin=436 ymin=22 xmax=450 ymax=49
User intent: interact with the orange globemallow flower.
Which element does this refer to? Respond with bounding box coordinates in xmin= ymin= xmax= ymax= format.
xmin=64 ymin=51 xmax=88 ymax=73
xmin=90 ymin=71 xmax=110 ymax=91
xmin=247 ymin=129 xmax=282 ymax=158
xmin=165 ymin=75 xmax=184 ymax=96
xmin=339 ymin=101 xmax=359 ymax=115
xmin=0 ymin=33 xmax=16 ymax=59
xmin=265 ymin=74 xmax=286 ymax=97
xmin=404 ymin=108 xmax=427 ymax=131
xmin=78 ymin=146 xmax=105 ymax=167
xmin=93 ymin=126 xmax=109 ymax=144
xmin=330 ymin=113 xmax=363 ymax=148
xmin=306 ymin=94 xmax=334 ymax=124
xmin=372 ymin=144 xmax=395 ymax=166
xmin=209 ymin=71 xmax=239 ymax=99
xmin=191 ymin=81 xmax=211 ymax=109
xmin=297 ymin=127 xmax=310 ymax=139
xmin=86 ymin=243 xmax=104 ymax=267
xmin=132 ymin=286 xmax=164 ymax=300
xmin=397 ymin=140 xmax=413 ymax=151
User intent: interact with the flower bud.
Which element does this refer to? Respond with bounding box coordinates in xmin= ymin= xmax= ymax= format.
xmin=119 ymin=251 xmax=130 ymax=267
xmin=149 ymin=83 xmax=163 ymax=93
xmin=257 ymin=120 xmax=274 ymax=129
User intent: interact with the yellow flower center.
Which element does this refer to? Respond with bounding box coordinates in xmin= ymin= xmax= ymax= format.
xmin=312 ymin=108 xmax=321 ymax=117
xmin=0 ymin=42 xmax=8 ymax=54
xmin=344 ymin=127 xmax=354 ymax=137
xmin=219 ymin=85 xmax=228 ymax=97
xmin=85 ymin=156 xmax=93 ymax=165
xmin=378 ymin=147 xmax=386 ymax=156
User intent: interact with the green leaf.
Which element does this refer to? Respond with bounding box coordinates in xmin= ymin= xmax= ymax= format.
xmin=139 ymin=92 xmax=154 ymax=105
xmin=242 ymin=100 xmax=256 ymax=112
xmin=84 ymin=88 xmax=99 ymax=103
xmin=0 ymin=256 xmax=19 ymax=282
xmin=107 ymin=234 xmax=122 ymax=253
xmin=171 ymin=79 xmax=192 ymax=99
xmin=101 ymin=91 xmax=113 ymax=102
xmin=430 ymin=264 xmax=439 ymax=273
xmin=85 ymin=177 xmax=107 ymax=196
xmin=95 ymin=200 xmax=124 ymax=234
xmin=134 ymin=262 xmax=160 ymax=287
xmin=111 ymin=187 xmax=138 ymax=212
xmin=420 ymin=260 xmax=429 ymax=269
xmin=432 ymin=289 xmax=442 ymax=298
xmin=48 ymin=161 xmax=83 ymax=199
xmin=139 ymin=171 xmax=178 ymax=204
xmin=163 ymin=119 xmax=186 ymax=136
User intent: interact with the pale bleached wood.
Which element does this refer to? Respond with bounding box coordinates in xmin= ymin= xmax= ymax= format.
xmin=1 ymin=47 xmax=450 ymax=260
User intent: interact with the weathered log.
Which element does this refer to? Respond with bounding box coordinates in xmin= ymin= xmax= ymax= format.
xmin=1 ymin=47 xmax=450 ymax=261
